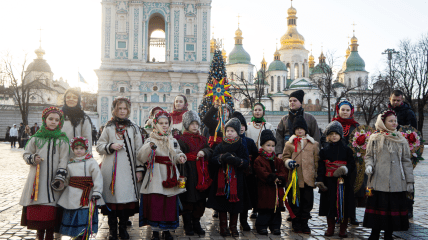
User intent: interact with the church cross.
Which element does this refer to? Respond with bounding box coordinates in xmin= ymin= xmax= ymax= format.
xmin=38 ymin=27 xmax=43 ymax=47
xmin=352 ymin=22 xmax=356 ymax=35
xmin=237 ymin=14 xmax=241 ymax=27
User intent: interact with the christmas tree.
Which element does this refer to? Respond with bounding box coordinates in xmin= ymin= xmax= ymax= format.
xmin=198 ymin=49 xmax=234 ymax=120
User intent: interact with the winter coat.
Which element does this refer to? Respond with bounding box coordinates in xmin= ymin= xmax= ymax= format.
xmin=137 ymin=134 xmax=187 ymax=197
xmin=320 ymin=124 xmax=359 ymax=148
xmin=176 ymin=132 xmax=212 ymax=202
xmin=96 ymin=123 xmax=143 ymax=204
xmin=253 ymin=155 xmax=288 ymax=210
xmin=317 ymin=141 xmax=355 ymax=217
xmin=282 ymin=135 xmax=319 ymax=188
xmin=365 ymin=138 xmax=414 ymax=192
xmin=9 ymin=127 xmax=18 ymax=137
xmin=63 ymin=115 xmax=93 ymax=154
xmin=275 ymin=111 xmax=321 ymax=155
xmin=240 ymin=133 xmax=259 ymax=209
xmin=57 ymin=157 xmax=105 ymax=209
xmin=389 ymin=102 xmax=417 ymax=129
xmin=20 ymin=137 xmax=70 ymax=207
xmin=206 ymin=138 xmax=251 ymax=213
xmin=31 ymin=126 xmax=40 ymax=135
xmin=246 ymin=122 xmax=274 ymax=148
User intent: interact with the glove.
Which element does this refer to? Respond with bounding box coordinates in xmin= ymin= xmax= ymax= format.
xmin=221 ymin=153 xmax=232 ymax=162
xmin=225 ymin=156 xmax=241 ymax=166
xmin=285 ymin=159 xmax=297 ymax=169
xmin=407 ymin=183 xmax=414 ymax=193
xmin=365 ymin=166 xmax=373 ymax=175
xmin=333 ymin=166 xmax=348 ymax=177
xmin=315 ymin=182 xmax=328 ymax=191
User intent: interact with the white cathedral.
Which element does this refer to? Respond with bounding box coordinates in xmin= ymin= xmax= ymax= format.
xmin=96 ymin=0 xmax=368 ymax=126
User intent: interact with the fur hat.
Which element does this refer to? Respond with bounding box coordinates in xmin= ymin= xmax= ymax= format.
xmin=292 ymin=115 xmax=308 ymax=134
xmin=260 ymin=129 xmax=277 ymax=146
xmin=233 ymin=111 xmax=247 ymax=131
xmin=182 ymin=110 xmax=201 ymax=130
xmin=289 ymin=90 xmax=305 ymax=104
xmin=324 ymin=121 xmax=344 ymax=138
xmin=224 ymin=118 xmax=241 ymax=134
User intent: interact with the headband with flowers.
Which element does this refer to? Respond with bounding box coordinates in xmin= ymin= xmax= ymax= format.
xmin=153 ymin=110 xmax=172 ymax=125
xmin=112 ymin=97 xmax=131 ymax=110
xmin=42 ymin=106 xmax=65 ymax=130
xmin=381 ymin=110 xmax=396 ymax=122
xmin=70 ymin=136 xmax=89 ymax=151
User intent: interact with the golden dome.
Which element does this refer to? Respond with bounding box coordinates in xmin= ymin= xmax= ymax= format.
xmin=351 ymin=36 xmax=358 ymax=44
xmin=235 ymin=28 xmax=242 ymax=37
xmin=309 ymin=54 xmax=314 ymax=61
xmin=35 ymin=47 xmax=45 ymax=59
xmin=346 ymin=46 xmax=351 ymax=57
xmin=280 ymin=27 xmax=305 ymax=50
xmin=210 ymin=38 xmax=216 ymax=53
xmin=288 ymin=6 xmax=297 ymax=16
xmin=261 ymin=55 xmax=267 ymax=69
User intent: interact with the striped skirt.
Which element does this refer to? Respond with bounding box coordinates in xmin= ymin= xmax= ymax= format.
xmin=59 ymin=207 xmax=99 ymax=237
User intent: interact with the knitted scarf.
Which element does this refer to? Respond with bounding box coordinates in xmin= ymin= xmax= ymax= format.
xmin=171 ymin=95 xmax=188 ymax=124
xmin=258 ymin=148 xmax=275 ymax=161
xmin=331 ymin=117 xmax=359 ymax=137
xmin=106 ymin=116 xmax=132 ymax=127
xmin=216 ymin=138 xmax=241 ymax=202
xmin=62 ymin=104 xmax=85 ymax=128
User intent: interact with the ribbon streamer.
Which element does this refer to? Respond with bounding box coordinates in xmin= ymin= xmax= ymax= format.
xmin=145 ymin=148 xmax=156 ymax=189
xmin=284 ymin=168 xmax=299 ymax=207
xmin=110 ymin=151 xmax=118 ymax=195
xmin=274 ymin=182 xmax=279 ymax=213
xmin=31 ymin=158 xmax=43 ymax=202
xmin=336 ymin=177 xmax=345 ymax=223
xmin=74 ymin=199 xmax=97 ymax=240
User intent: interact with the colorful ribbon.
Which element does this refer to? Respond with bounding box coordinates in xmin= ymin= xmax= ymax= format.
xmin=110 ymin=151 xmax=118 ymax=195
xmin=74 ymin=199 xmax=97 ymax=240
xmin=30 ymin=164 xmax=40 ymax=202
xmin=274 ymin=182 xmax=279 ymax=213
xmin=214 ymin=105 xmax=226 ymax=142
xmin=284 ymin=168 xmax=299 ymax=207
xmin=336 ymin=177 xmax=345 ymax=223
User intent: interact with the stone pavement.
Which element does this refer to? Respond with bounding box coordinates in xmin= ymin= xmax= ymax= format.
xmin=1 ymin=142 xmax=427 ymax=240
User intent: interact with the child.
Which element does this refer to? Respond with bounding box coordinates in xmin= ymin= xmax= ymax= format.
xmin=253 ymin=130 xmax=288 ymax=235
xmin=144 ymin=106 xmax=163 ymax=135
xmin=206 ymin=118 xmax=250 ymax=237
xmin=20 ymin=107 xmax=70 ymax=240
xmin=96 ymin=97 xmax=143 ymax=240
xmin=202 ymin=100 xmax=233 ymax=149
xmin=363 ymin=110 xmax=414 ymax=240
xmin=283 ymin=115 xmax=319 ymax=234
xmin=170 ymin=95 xmax=189 ymax=135
xmin=246 ymin=103 xmax=274 ymax=149
xmin=233 ymin=111 xmax=258 ymax=230
xmin=316 ymin=121 xmax=355 ymax=237
xmin=137 ymin=111 xmax=187 ymax=240
xmin=58 ymin=137 xmax=104 ymax=239
xmin=175 ymin=110 xmax=213 ymax=236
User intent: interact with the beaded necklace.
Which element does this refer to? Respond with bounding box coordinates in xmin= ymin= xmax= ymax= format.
xmin=223 ymin=136 xmax=240 ymax=144
xmin=253 ymin=122 xmax=265 ymax=129
xmin=115 ymin=123 xmax=126 ymax=140
xmin=259 ymin=148 xmax=275 ymax=161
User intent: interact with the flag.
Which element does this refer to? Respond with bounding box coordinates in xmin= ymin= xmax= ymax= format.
xmin=78 ymin=72 xmax=87 ymax=84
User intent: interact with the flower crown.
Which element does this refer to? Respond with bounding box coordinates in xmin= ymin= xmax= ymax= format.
xmin=153 ymin=110 xmax=172 ymax=125
xmin=381 ymin=110 xmax=396 ymax=121
xmin=70 ymin=136 xmax=89 ymax=150
xmin=112 ymin=97 xmax=131 ymax=108
xmin=42 ymin=106 xmax=64 ymax=128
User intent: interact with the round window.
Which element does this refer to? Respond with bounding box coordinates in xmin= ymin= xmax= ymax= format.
xmin=153 ymin=86 xmax=158 ymax=91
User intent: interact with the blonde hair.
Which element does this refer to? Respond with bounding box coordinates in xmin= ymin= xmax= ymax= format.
xmin=112 ymin=100 xmax=131 ymax=118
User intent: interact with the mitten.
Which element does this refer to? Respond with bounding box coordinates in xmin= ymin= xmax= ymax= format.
xmin=315 ymin=182 xmax=328 ymax=191
xmin=285 ymin=159 xmax=297 ymax=169
xmin=221 ymin=153 xmax=232 ymax=162
xmin=226 ymin=156 xmax=241 ymax=166
xmin=365 ymin=166 xmax=373 ymax=175
xmin=407 ymin=183 xmax=414 ymax=193
xmin=333 ymin=166 xmax=348 ymax=177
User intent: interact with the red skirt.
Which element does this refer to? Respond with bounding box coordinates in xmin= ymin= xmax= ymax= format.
xmin=21 ymin=206 xmax=58 ymax=230
xmin=143 ymin=194 xmax=177 ymax=222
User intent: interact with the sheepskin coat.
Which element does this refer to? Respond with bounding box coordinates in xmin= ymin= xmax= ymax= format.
xmin=282 ymin=134 xmax=319 ymax=188
xmin=20 ymin=138 xmax=70 ymax=207
xmin=96 ymin=123 xmax=143 ymax=204
xmin=57 ymin=156 xmax=105 ymax=209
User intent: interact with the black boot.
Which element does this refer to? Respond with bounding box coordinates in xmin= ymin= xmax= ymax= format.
xmin=108 ymin=215 xmax=118 ymax=240
xmin=384 ymin=230 xmax=393 ymax=240
xmin=250 ymin=210 xmax=258 ymax=219
xmin=118 ymin=216 xmax=130 ymax=239
xmin=182 ymin=214 xmax=194 ymax=236
xmin=219 ymin=212 xmax=231 ymax=237
xmin=151 ymin=231 xmax=160 ymax=240
xmin=192 ymin=217 xmax=205 ymax=235
xmin=240 ymin=210 xmax=251 ymax=231
xmin=301 ymin=218 xmax=311 ymax=234
xmin=162 ymin=231 xmax=173 ymax=240
xmin=291 ymin=218 xmax=302 ymax=233
xmin=229 ymin=213 xmax=239 ymax=237
xmin=368 ymin=228 xmax=381 ymax=240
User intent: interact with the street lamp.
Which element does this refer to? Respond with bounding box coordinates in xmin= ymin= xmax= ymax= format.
xmin=382 ymin=48 xmax=399 ymax=95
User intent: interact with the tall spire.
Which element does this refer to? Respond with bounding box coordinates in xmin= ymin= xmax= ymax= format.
xmin=350 ymin=22 xmax=359 ymax=52
xmin=35 ymin=27 xmax=45 ymax=59
xmin=309 ymin=43 xmax=315 ymax=68
xmin=261 ymin=51 xmax=267 ymax=69
xmin=234 ymin=15 xmax=243 ymax=45
xmin=280 ymin=0 xmax=305 ymax=50
xmin=318 ymin=45 xmax=326 ymax=64
xmin=274 ymin=42 xmax=281 ymax=60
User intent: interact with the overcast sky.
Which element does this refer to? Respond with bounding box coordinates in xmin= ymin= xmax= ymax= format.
xmin=1 ymin=0 xmax=427 ymax=91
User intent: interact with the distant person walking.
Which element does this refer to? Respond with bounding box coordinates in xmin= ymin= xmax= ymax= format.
xmin=30 ymin=123 xmax=40 ymax=135
xmin=5 ymin=126 xmax=11 ymax=142
xmin=9 ymin=124 xmax=18 ymax=148
xmin=21 ymin=125 xmax=31 ymax=147
xmin=18 ymin=123 xmax=25 ymax=148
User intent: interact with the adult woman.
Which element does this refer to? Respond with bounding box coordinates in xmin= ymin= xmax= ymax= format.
xmin=170 ymin=95 xmax=189 ymax=135
xmin=62 ymin=88 xmax=93 ymax=153
xmin=246 ymin=103 xmax=274 ymax=149
xmin=330 ymin=100 xmax=362 ymax=225
xmin=96 ymin=97 xmax=143 ymax=240
xmin=21 ymin=125 xmax=31 ymax=147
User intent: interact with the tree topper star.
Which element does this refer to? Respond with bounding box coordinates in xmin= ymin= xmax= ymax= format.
xmin=206 ymin=78 xmax=232 ymax=103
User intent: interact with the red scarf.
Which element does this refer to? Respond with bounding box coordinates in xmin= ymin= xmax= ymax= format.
xmin=293 ymin=137 xmax=302 ymax=152
xmin=170 ymin=110 xmax=187 ymax=124
xmin=155 ymin=156 xmax=178 ymax=188
xmin=216 ymin=165 xmax=239 ymax=202
xmin=331 ymin=117 xmax=359 ymax=137
xmin=185 ymin=152 xmax=212 ymax=191
xmin=69 ymin=177 xmax=94 ymax=206
xmin=208 ymin=136 xmax=223 ymax=148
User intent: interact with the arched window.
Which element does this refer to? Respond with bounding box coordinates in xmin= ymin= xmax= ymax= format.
xmin=118 ymin=15 xmax=126 ymax=33
xmin=348 ymin=78 xmax=352 ymax=87
xmin=271 ymin=76 xmax=274 ymax=92
xmin=308 ymin=99 xmax=312 ymax=105
xmin=358 ymin=77 xmax=362 ymax=87
xmin=185 ymin=89 xmax=191 ymax=95
xmin=294 ymin=63 xmax=299 ymax=79
xmin=119 ymin=87 xmax=125 ymax=93
xmin=148 ymin=14 xmax=166 ymax=62
xmin=302 ymin=63 xmax=306 ymax=77
xmin=283 ymin=76 xmax=286 ymax=89
xmin=316 ymin=99 xmax=320 ymax=105
xmin=163 ymin=94 xmax=166 ymax=102
xmin=144 ymin=94 xmax=147 ymax=102
xmin=241 ymin=71 xmax=244 ymax=81
xmin=277 ymin=76 xmax=281 ymax=92
xmin=286 ymin=63 xmax=291 ymax=79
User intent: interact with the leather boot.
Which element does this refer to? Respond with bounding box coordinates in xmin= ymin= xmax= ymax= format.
xmin=292 ymin=218 xmax=302 ymax=233
xmin=162 ymin=231 xmax=173 ymax=240
xmin=44 ymin=229 xmax=54 ymax=240
xmin=37 ymin=229 xmax=45 ymax=240
xmin=368 ymin=228 xmax=380 ymax=240
xmin=219 ymin=212 xmax=231 ymax=237
xmin=384 ymin=230 xmax=393 ymax=240
xmin=324 ymin=217 xmax=336 ymax=236
xmin=301 ymin=218 xmax=311 ymax=234
xmin=108 ymin=215 xmax=118 ymax=240
xmin=118 ymin=216 xmax=130 ymax=239
xmin=338 ymin=218 xmax=348 ymax=238
xmin=192 ymin=217 xmax=205 ymax=235
xmin=240 ymin=210 xmax=251 ymax=231
xmin=182 ymin=214 xmax=194 ymax=236
xmin=151 ymin=231 xmax=160 ymax=240
xmin=230 ymin=213 xmax=239 ymax=237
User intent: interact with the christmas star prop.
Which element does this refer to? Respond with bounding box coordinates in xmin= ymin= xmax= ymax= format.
xmin=206 ymin=78 xmax=232 ymax=103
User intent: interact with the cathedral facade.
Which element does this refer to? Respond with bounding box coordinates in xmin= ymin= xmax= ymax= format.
xmin=96 ymin=0 xmax=212 ymax=126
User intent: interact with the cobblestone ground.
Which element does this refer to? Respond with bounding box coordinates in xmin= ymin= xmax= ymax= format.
xmin=1 ymin=142 xmax=427 ymax=240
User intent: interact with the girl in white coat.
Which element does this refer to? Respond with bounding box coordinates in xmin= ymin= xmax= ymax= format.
xmin=246 ymin=103 xmax=273 ymax=149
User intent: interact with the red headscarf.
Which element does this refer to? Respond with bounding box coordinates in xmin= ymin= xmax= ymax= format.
xmin=170 ymin=95 xmax=188 ymax=124
xmin=332 ymin=101 xmax=359 ymax=137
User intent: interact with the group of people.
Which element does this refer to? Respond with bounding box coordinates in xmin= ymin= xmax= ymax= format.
xmin=6 ymin=123 xmax=38 ymax=148
xmin=19 ymin=88 xmax=416 ymax=240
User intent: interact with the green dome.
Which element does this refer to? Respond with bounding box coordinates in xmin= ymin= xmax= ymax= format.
xmin=310 ymin=63 xmax=331 ymax=75
xmin=229 ymin=45 xmax=251 ymax=64
xmin=345 ymin=51 xmax=366 ymax=72
xmin=268 ymin=60 xmax=287 ymax=71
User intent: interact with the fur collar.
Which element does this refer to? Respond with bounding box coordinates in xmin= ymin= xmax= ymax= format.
xmin=288 ymin=134 xmax=315 ymax=144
